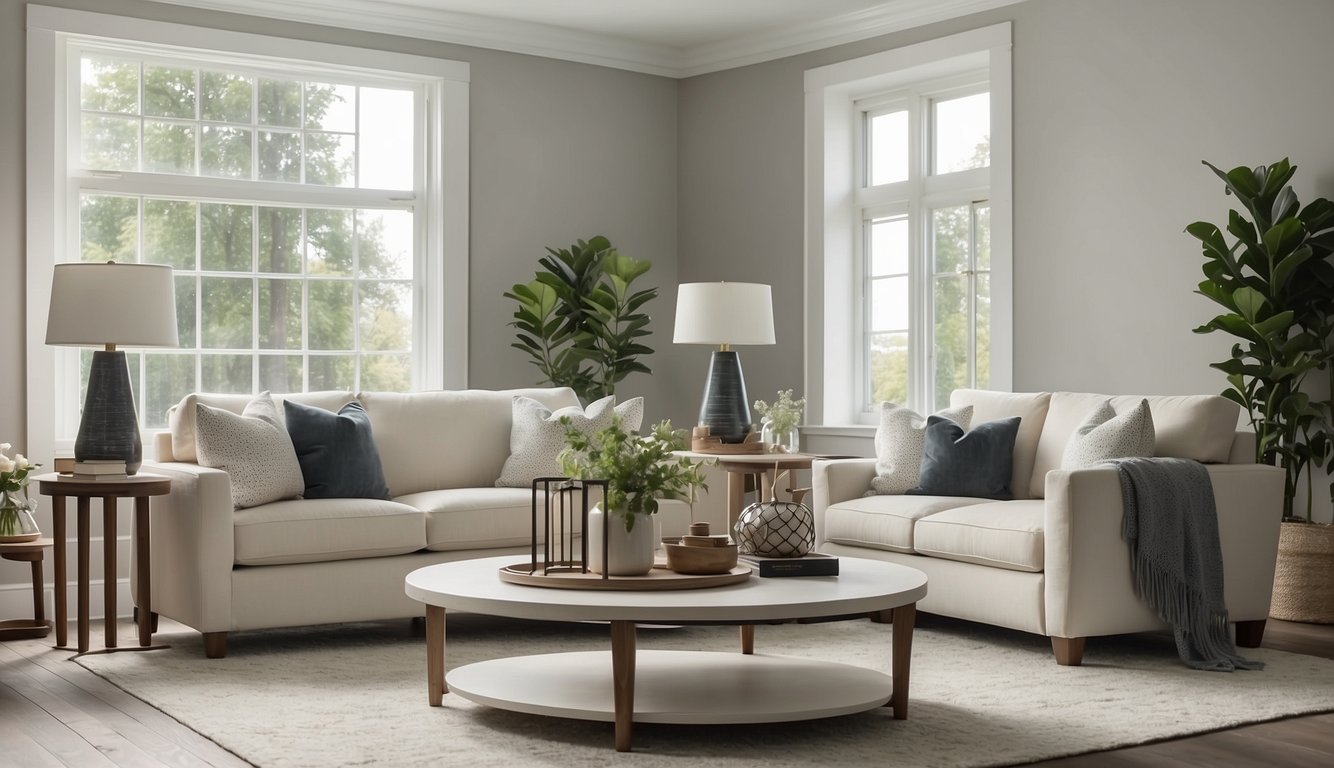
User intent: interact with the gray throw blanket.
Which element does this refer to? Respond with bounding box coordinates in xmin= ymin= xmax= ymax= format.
xmin=1110 ymin=457 xmax=1262 ymax=671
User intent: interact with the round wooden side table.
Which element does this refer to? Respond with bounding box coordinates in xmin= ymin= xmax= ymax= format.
xmin=0 ymin=538 xmax=54 ymax=640
xmin=35 ymin=472 xmax=172 ymax=656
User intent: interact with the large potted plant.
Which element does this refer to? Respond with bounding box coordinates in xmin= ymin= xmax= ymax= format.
xmin=558 ymin=416 xmax=708 ymax=576
xmin=1188 ymin=158 xmax=1334 ymax=623
xmin=505 ymin=236 xmax=657 ymax=403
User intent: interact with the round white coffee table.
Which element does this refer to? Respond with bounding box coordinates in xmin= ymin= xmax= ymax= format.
xmin=405 ymin=555 xmax=927 ymax=752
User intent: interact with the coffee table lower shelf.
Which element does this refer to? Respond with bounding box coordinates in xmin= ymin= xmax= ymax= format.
xmin=447 ymin=649 xmax=893 ymax=724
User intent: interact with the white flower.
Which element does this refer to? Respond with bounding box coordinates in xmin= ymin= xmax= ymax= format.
xmin=0 ymin=442 xmax=9 ymax=454
xmin=15 ymin=454 xmax=29 ymax=470
xmin=0 ymin=455 xmax=14 ymax=474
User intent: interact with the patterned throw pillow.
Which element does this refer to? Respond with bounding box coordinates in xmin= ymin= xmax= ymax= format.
xmin=495 ymin=395 xmax=645 ymax=487
xmin=868 ymin=402 xmax=974 ymax=495
xmin=910 ymin=415 xmax=1023 ymax=500
xmin=1061 ymin=398 xmax=1155 ymax=469
xmin=195 ymin=392 xmax=304 ymax=509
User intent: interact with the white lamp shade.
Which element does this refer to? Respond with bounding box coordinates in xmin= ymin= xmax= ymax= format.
xmin=46 ymin=262 xmax=179 ymax=348
xmin=673 ymin=282 xmax=776 ymax=346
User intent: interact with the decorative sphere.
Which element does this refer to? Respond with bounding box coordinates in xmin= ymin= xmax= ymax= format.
xmin=734 ymin=500 xmax=814 ymax=557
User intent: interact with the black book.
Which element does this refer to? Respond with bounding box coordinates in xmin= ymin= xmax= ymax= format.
xmin=739 ymin=552 xmax=839 ymax=577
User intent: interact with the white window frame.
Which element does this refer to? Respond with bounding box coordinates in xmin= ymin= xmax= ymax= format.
xmin=26 ymin=5 xmax=470 ymax=461
xmin=803 ymin=23 xmax=1012 ymax=427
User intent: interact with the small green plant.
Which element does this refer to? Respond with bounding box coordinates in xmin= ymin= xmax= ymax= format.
xmin=753 ymin=389 xmax=805 ymax=436
xmin=0 ymin=443 xmax=40 ymax=538
xmin=557 ymin=415 xmax=709 ymax=531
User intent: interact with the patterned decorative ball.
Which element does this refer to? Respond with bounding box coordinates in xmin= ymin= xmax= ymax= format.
xmin=734 ymin=500 xmax=815 ymax=557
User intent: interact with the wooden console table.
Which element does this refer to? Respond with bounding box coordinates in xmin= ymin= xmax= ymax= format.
xmin=0 ymin=538 xmax=53 ymax=640
xmin=35 ymin=472 xmax=172 ymax=655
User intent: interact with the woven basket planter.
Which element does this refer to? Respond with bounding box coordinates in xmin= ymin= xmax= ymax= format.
xmin=1269 ymin=521 xmax=1334 ymax=624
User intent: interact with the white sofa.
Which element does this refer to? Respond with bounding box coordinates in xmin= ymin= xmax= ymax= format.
xmin=811 ymin=389 xmax=1284 ymax=665
xmin=141 ymin=387 xmax=715 ymax=657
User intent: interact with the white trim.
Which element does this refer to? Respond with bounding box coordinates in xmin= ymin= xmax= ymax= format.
xmin=140 ymin=0 xmax=1023 ymax=79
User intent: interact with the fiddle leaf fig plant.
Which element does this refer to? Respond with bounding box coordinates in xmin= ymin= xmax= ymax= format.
xmin=1188 ymin=158 xmax=1334 ymax=520
xmin=505 ymin=236 xmax=657 ymax=403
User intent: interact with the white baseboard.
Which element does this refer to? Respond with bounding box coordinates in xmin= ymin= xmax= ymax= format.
xmin=0 ymin=577 xmax=136 ymax=623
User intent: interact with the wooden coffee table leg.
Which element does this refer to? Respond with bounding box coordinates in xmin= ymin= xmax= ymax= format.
xmin=610 ymin=620 xmax=636 ymax=752
xmin=426 ymin=605 xmax=446 ymax=705
xmin=739 ymin=624 xmax=754 ymax=654
xmin=889 ymin=602 xmax=916 ymax=719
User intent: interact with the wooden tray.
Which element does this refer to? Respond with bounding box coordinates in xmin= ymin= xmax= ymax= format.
xmin=499 ymin=562 xmax=753 ymax=590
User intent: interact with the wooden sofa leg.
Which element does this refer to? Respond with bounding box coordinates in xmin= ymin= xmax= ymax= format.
xmin=1051 ymin=636 xmax=1086 ymax=666
xmin=1234 ymin=619 xmax=1266 ymax=648
xmin=203 ymin=632 xmax=228 ymax=659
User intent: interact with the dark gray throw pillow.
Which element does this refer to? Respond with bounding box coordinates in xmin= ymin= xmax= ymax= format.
xmin=283 ymin=400 xmax=391 ymax=500
xmin=908 ymin=415 xmax=1022 ymax=500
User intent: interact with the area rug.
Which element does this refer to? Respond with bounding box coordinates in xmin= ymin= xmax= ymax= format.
xmin=76 ymin=614 xmax=1334 ymax=768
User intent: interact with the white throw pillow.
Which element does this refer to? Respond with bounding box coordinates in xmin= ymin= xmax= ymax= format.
xmin=495 ymin=395 xmax=645 ymax=488
xmin=195 ymin=392 xmax=305 ymax=509
xmin=1060 ymin=398 xmax=1156 ymax=469
xmin=868 ymin=402 xmax=973 ymax=495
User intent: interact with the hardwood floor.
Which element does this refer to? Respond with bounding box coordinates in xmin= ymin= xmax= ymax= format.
xmin=0 ymin=618 xmax=1330 ymax=767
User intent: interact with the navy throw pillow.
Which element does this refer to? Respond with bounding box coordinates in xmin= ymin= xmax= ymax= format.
xmin=283 ymin=400 xmax=391 ymax=500
xmin=908 ymin=415 xmax=1022 ymax=500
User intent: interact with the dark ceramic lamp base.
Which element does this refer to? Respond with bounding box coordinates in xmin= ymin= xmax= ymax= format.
xmin=697 ymin=350 xmax=753 ymax=443
xmin=74 ymin=350 xmax=143 ymax=475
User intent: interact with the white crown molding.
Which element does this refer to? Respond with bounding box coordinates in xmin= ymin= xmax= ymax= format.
xmin=144 ymin=0 xmax=1025 ymax=78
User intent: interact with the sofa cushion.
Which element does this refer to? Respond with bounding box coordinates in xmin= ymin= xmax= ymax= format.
xmin=233 ymin=497 xmax=426 ymax=566
xmin=913 ymin=500 xmax=1045 ymax=572
xmin=911 ymin=416 xmax=1022 ymax=500
xmin=284 ymin=400 xmax=391 ymax=500
xmin=397 ymin=487 xmax=547 ymax=551
xmin=194 ymin=393 xmax=304 ymax=509
xmin=822 ymin=494 xmax=992 ymax=553
xmin=495 ymin=395 xmax=644 ymax=488
xmin=359 ymin=388 xmax=581 ymax=496
xmin=168 ymin=390 xmax=354 ymax=463
xmin=869 ymin=402 xmax=973 ymax=495
xmin=950 ymin=390 xmax=1051 ymax=501
xmin=1030 ymin=392 xmax=1241 ymax=497
xmin=1061 ymin=398 xmax=1155 ymax=469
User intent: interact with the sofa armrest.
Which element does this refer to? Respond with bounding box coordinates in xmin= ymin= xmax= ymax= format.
xmin=1043 ymin=463 xmax=1283 ymax=639
xmin=812 ymin=458 xmax=876 ymax=546
xmin=140 ymin=461 xmax=236 ymax=633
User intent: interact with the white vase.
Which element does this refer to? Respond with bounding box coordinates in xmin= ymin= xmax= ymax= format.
xmin=587 ymin=505 xmax=656 ymax=576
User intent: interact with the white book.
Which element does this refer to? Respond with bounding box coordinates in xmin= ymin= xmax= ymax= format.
xmin=73 ymin=460 xmax=127 ymax=475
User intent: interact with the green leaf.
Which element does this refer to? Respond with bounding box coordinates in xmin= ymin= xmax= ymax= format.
xmin=1231 ymin=286 xmax=1267 ymax=322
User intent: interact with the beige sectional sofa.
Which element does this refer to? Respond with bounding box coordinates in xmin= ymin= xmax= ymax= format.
xmin=811 ymin=389 xmax=1284 ymax=665
xmin=142 ymin=387 xmax=707 ymax=657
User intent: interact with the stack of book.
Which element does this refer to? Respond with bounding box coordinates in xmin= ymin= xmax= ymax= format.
xmin=69 ymin=459 xmax=128 ymax=481
xmin=738 ymin=552 xmax=839 ymax=577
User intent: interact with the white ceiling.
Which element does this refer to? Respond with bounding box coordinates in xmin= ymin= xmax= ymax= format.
xmin=154 ymin=0 xmax=1023 ymax=77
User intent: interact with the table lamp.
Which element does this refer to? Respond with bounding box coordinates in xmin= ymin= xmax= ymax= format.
xmin=673 ymin=282 xmax=775 ymax=443
xmin=46 ymin=262 xmax=179 ymax=475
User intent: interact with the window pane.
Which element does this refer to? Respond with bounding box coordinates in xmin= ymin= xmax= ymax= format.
xmin=143 ymin=121 xmax=196 ymax=174
xmin=868 ymin=109 xmax=908 ymax=186
xmin=258 ymin=78 xmax=302 ymax=127
xmin=308 ymin=355 xmax=354 ymax=390
xmin=201 ymin=354 xmax=253 ymax=393
xmin=200 ymin=71 xmax=252 ymax=123
xmin=258 ymin=130 xmax=301 ymax=182
xmin=869 ymin=216 xmax=908 ymax=276
xmin=144 ymin=354 xmax=195 ymax=429
xmin=933 ymin=92 xmax=989 ymax=174
xmin=258 ymin=278 xmax=302 ymax=349
xmin=81 ymin=56 xmax=138 ymax=114
xmin=361 ymin=354 xmax=410 ymax=391
xmin=304 ymin=82 xmax=356 ymax=132
xmin=869 ymin=332 xmax=908 ymax=406
xmin=143 ymin=199 xmax=196 ymax=269
xmin=308 ymin=280 xmax=353 ymax=350
xmin=306 ymin=208 xmax=353 ymax=275
xmin=305 ymin=132 xmax=355 ymax=186
xmin=361 ymin=281 xmax=411 ymax=352
xmin=358 ymin=210 xmax=413 ymax=279
xmin=258 ymin=355 xmax=304 ymax=394
xmin=80 ymin=194 xmax=138 ymax=262
xmin=932 ymin=206 xmax=970 ymax=274
xmin=976 ymin=272 xmax=991 ymax=390
xmin=359 ymin=87 xmax=414 ymax=190
xmin=870 ymin=276 xmax=908 ymax=332
xmin=143 ymin=66 xmax=196 ymax=119
xmin=933 ymin=274 xmax=969 ymax=408
xmin=258 ymin=207 xmax=301 ymax=273
xmin=174 ymin=275 xmax=197 ymax=348
xmin=201 ymin=277 xmax=253 ymax=348
xmin=81 ymin=114 xmax=139 ymax=171
xmin=201 ymin=203 xmax=253 ymax=271
xmin=201 ymin=126 xmax=252 ymax=179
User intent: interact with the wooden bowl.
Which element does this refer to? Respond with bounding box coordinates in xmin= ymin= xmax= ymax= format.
xmin=663 ymin=540 xmax=739 ymax=575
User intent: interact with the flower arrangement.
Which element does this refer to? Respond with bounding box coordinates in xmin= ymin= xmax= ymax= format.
xmin=753 ymin=389 xmax=805 ymax=436
xmin=0 ymin=443 xmax=41 ymax=538
xmin=558 ymin=415 xmax=709 ymax=532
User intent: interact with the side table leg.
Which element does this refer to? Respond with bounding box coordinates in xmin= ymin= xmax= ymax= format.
xmin=889 ymin=602 xmax=916 ymax=720
xmin=610 ymin=620 xmax=636 ymax=752
xmin=31 ymin=557 xmax=45 ymax=625
xmin=739 ymin=624 xmax=754 ymax=654
xmin=103 ymin=498 xmax=117 ymax=649
xmin=135 ymin=497 xmax=152 ymax=646
xmin=426 ymin=605 xmax=446 ymax=706
xmin=53 ymin=496 xmax=67 ymax=647
xmin=77 ymin=496 xmax=90 ymax=654
xmin=726 ymin=472 xmax=744 ymax=533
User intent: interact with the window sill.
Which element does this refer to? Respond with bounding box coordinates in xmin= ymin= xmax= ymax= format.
xmin=801 ymin=425 xmax=876 ymax=439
